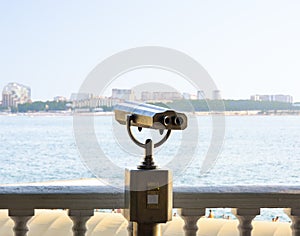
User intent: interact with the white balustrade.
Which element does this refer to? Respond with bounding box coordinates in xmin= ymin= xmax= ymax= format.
xmin=179 ymin=208 xmax=205 ymax=236
xmin=285 ymin=208 xmax=300 ymax=236
xmin=9 ymin=209 xmax=34 ymax=236
xmin=127 ymin=221 xmax=134 ymax=236
xmin=232 ymin=208 xmax=260 ymax=236
xmin=69 ymin=209 xmax=94 ymax=236
xmin=1 ymin=184 xmax=300 ymax=235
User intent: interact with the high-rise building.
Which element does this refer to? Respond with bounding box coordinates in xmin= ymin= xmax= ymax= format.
xmin=252 ymin=95 xmax=271 ymax=102
xmin=152 ymin=91 xmax=182 ymax=101
xmin=182 ymin=92 xmax=191 ymax=100
xmin=141 ymin=91 xmax=152 ymax=101
xmin=212 ymin=90 xmax=221 ymax=100
xmin=197 ymin=90 xmax=205 ymax=100
xmin=2 ymin=82 xmax=31 ymax=108
xmin=70 ymin=93 xmax=92 ymax=101
xmin=53 ymin=96 xmax=67 ymax=102
xmin=111 ymin=89 xmax=135 ymax=101
xmin=272 ymin=94 xmax=293 ymax=103
xmin=250 ymin=94 xmax=293 ymax=103
xmin=140 ymin=91 xmax=183 ymax=101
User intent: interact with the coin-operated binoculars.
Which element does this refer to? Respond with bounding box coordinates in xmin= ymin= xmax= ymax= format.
xmin=114 ymin=101 xmax=187 ymax=236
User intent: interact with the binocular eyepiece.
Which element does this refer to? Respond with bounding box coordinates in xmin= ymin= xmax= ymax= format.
xmin=114 ymin=101 xmax=187 ymax=130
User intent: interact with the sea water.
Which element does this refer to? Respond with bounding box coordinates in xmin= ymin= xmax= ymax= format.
xmin=0 ymin=114 xmax=299 ymax=221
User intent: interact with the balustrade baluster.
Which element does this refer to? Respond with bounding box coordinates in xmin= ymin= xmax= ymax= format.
xmin=68 ymin=209 xmax=94 ymax=236
xmin=9 ymin=209 xmax=34 ymax=236
xmin=232 ymin=208 xmax=260 ymax=236
xmin=285 ymin=208 xmax=300 ymax=236
xmin=126 ymin=221 xmax=134 ymax=236
xmin=179 ymin=208 xmax=205 ymax=236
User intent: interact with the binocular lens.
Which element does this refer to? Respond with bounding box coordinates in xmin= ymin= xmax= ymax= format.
xmin=174 ymin=116 xmax=184 ymax=126
xmin=163 ymin=116 xmax=171 ymax=126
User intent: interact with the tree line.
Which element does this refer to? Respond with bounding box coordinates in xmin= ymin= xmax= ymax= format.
xmin=152 ymin=99 xmax=300 ymax=112
xmin=2 ymin=99 xmax=299 ymax=113
xmin=16 ymin=101 xmax=68 ymax=113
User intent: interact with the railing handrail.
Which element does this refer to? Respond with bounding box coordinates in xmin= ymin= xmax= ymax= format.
xmin=1 ymin=183 xmax=300 ymax=209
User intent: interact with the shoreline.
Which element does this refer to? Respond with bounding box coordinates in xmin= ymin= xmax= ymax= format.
xmin=1 ymin=110 xmax=300 ymax=117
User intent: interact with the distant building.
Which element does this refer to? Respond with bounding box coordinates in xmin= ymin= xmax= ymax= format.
xmin=53 ymin=96 xmax=67 ymax=102
xmin=152 ymin=92 xmax=182 ymax=101
xmin=111 ymin=89 xmax=135 ymax=101
xmin=197 ymin=90 xmax=205 ymax=100
xmin=2 ymin=82 xmax=31 ymax=108
xmin=272 ymin=94 xmax=293 ymax=103
xmin=141 ymin=91 xmax=152 ymax=101
xmin=183 ymin=92 xmax=191 ymax=100
xmin=71 ymin=95 xmax=120 ymax=110
xmin=250 ymin=94 xmax=293 ymax=103
xmin=89 ymin=96 xmax=119 ymax=108
xmin=251 ymin=95 xmax=271 ymax=102
xmin=70 ymin=93 xmax=92 ymax=101
xmin=140 ymin=91 xmax=182 ymax=102
xmin=182 ymin=93 xmax=197 ymax=100
xmin=190 ymin=94 xmax=197 ymax=100
xmin=212 ymin=90 xmax=221 ymax=100
xmin=250 ymin=95 xmax=262 ymax=101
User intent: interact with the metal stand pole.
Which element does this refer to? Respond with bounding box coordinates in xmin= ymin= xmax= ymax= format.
xmin=125 ymin=115 xmax=173 ymax=236
xmin=133 ymin=222 xmax=161 ymax=236
xmin=138 ymin=139 xmax=155 ymax=169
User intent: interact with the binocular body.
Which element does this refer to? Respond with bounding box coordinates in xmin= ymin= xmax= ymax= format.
xmin=114 ymin=101 xmax=187 ymax=130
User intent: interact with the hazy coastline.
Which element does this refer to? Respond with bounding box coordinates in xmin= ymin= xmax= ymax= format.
xmin=1 ymin=110 xmax=300 ymax=117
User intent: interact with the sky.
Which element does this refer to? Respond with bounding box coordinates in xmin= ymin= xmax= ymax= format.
xmin=0 ymin=0 xmax=300 ymax=101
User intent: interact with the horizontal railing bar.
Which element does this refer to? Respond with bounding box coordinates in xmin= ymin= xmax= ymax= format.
xmin=173 ymin=193 xmax=300 ymax=208
xmin=0 ymin=185 xmax=123 ymax=194
xmin=175 ymin=185 xmax=300 ymax=193
xmin=1 ymin=185 xmax=300 ymax=209
xmin=2 ymin=185 xmax=300 ymax=194
xmin=0 ymin=194 xmax=124 ymax=209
